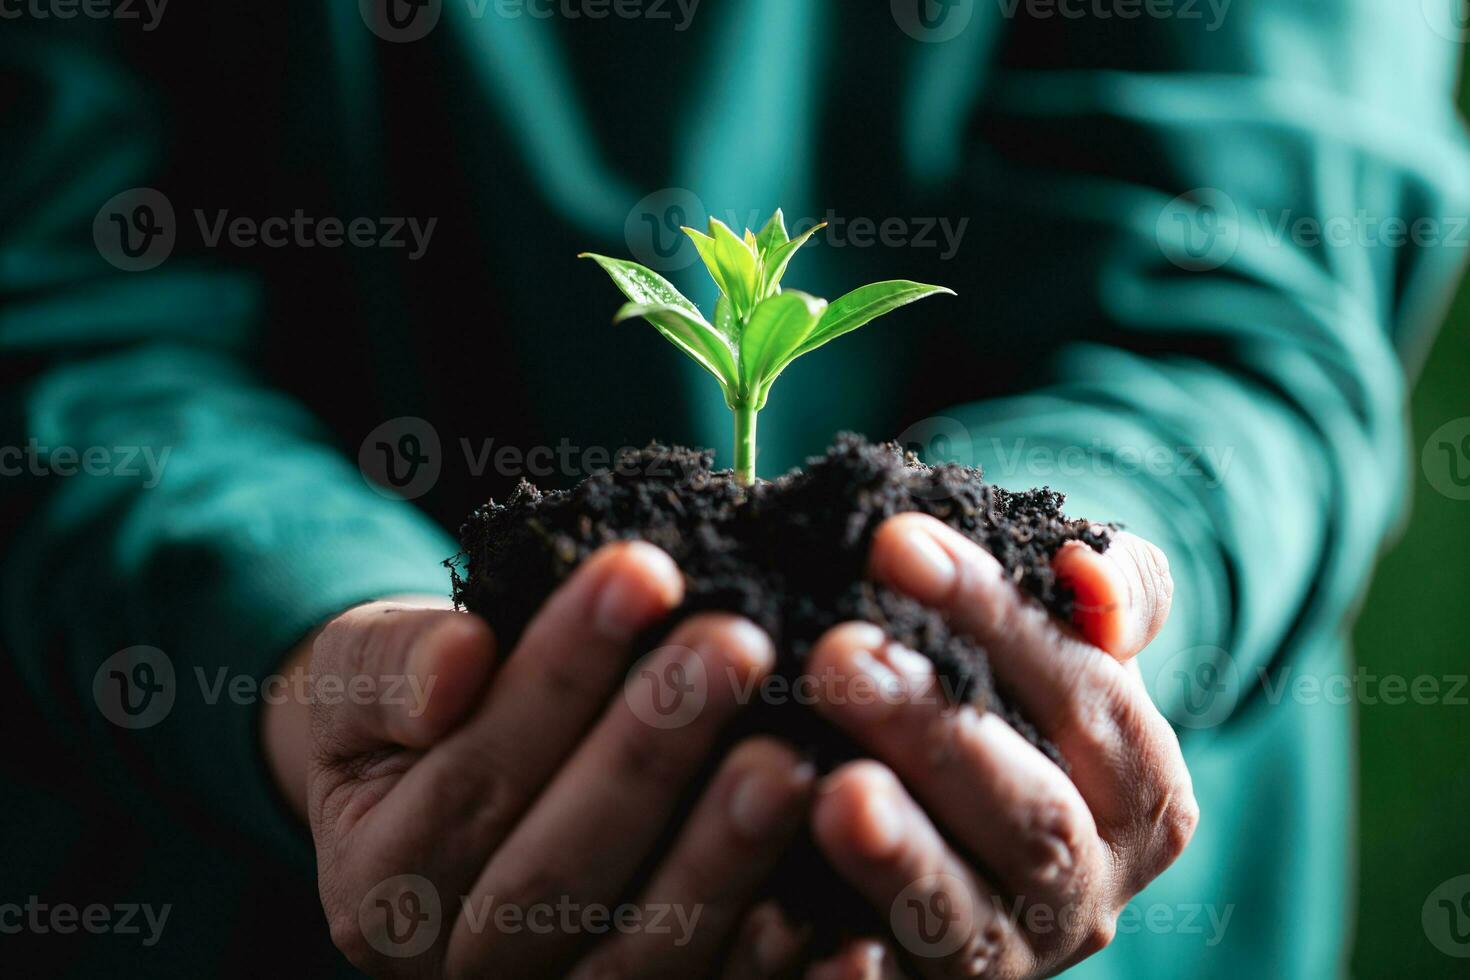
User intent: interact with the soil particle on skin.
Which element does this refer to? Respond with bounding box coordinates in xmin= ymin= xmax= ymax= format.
xmin=449 ymin=433 xmax=1108 ymax=947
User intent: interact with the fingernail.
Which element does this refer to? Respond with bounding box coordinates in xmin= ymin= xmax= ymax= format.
xmin=856 ymin=942 xmax=888 ymax=980
xmin=730 ymin=761 xmax=815 ymax=840
xmin=881 ymin=643 xmax=934 ymax=685
xmin=848 ymin=649 xmax=904 ymax=722
xmin=899 ymin=525 xmax=956 ymax=600
xmin=593 ymin=547 xmax=679 ymax=637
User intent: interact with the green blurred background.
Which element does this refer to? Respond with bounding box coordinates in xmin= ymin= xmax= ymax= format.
xmin=1350 ymin=71 xmax=1470 ymax=977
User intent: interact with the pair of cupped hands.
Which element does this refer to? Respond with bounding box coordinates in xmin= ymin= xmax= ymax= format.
xmin=263 ymin=513 xmax=1193 ymax=979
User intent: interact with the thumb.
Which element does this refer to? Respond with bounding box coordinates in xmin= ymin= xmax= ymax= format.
xmin=309 ymin=599 xmax=497 ymax=755
xmin=1052 ymin=530 xmax=1174 ymax=661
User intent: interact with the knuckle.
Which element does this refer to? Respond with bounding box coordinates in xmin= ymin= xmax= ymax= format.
xmin=1017 ymin=794 xmax=1094 ymax=899
xmin=950 ymin=916 xmax=1018 ymax=980
xmin=1078 ymin=913 xmax=1117 ymax=958
xmin=1156 ymin=783 xmax=1201 ymax=863
xmin=538 ymin=653 xmax=601 ymax=702
xmin=498 ymin=860 xmax=564 ymax=915
xmin=433 ymin=757 xmax=519 ymax=852
xmin=1055 ymin=662 xmax=1132 ymax=761
xmin=1124 ymin=775 xmax=1199 ymax=889
xmin=326 ymin=907 xmax=374 ymax=971
xmin=612 ymin=725 xmax=694 ymax=790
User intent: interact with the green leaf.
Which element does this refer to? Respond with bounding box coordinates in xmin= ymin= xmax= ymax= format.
xmin=705 ymin=218 xmax=760 ymax=318
xmin=579 ymin=253 xmax=738 ymax=398
xmin=579 ymin=253 xmax=705 ymax=321
xmin=680 ymin=227 xmax=732 ymax=300
xmin=613 ymin=301 xmax=739 ymax=399
xmin=737 ymin=290 xmax=827 ymax=409
xmin=793 ymin=280 xmax=955 ymax=360
xmin=755 ymin=210 xmax=789 ymax=256
xmin=759 ymin=222 xmax=826 ymax=297
xmin=714 ymin=294 xmax=737 ymax=344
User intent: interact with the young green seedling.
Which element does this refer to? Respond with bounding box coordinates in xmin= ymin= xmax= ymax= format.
xmin=581 ymin=209 xmax=954 ymax=485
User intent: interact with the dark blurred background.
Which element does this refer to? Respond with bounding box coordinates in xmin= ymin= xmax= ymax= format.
xmin=1351 ymin=71 xmax=1470 ymax=978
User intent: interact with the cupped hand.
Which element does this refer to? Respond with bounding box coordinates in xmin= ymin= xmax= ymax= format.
xmin=802 ymin=515 xmax=1195 ymax=978
xmin=288 ymin=542 xmax=820 ymax=978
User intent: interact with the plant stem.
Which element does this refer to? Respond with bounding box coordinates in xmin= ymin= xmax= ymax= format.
xmin=733 ymin=403 xmax=758 ymax=485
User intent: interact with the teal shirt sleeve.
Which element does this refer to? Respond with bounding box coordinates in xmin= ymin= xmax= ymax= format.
xmin=939 ymin=4 xmax=1470 ymax=699
xmin=0 ymin=32 xmax=456 ymax=859
xmin=926 ymin=4 xmax=1469 ymax=975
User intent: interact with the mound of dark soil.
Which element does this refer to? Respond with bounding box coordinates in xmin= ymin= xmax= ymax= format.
xmin=449 ymin=433 xmax=1107 ymax=946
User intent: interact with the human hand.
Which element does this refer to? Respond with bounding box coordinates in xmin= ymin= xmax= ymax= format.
xmin=270 ymin=542 xmax=820 ymax=978
xmin=802 ymin=515 xmax=1192 ymax=977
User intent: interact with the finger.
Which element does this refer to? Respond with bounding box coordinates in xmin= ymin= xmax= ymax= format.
xmin=1051 ymin=530 xmax=1173 ymax=660
xmin=812 ymin=761 xmax=1034 ymax=980
xmin=309 ymin=601 xmax=496 ymax=758
xmin=365 ymin=541 xmax=682 ymax=880
xmin=872 ymin=515 xmax=1171 ymax=663
xmin=569 ymin=739 xmax=814 ymax=980
xmin=869 ymin=515 xmax=1199 ymax=883
xmin=448 ymin=613 xmax=775 ymax=978
xmin=804 ymin=938 xmax=902 ymax=980
xmin=720 ymin=902 xmax=810 ymax=980
xmin=806 ymin=623 xmax=1107 ymax=948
